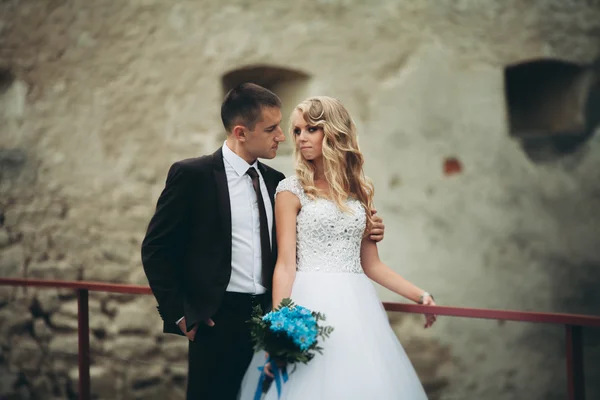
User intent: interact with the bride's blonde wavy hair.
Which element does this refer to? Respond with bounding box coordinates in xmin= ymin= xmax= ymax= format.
xmin=292 ymin=96 xmax=375 ymax=231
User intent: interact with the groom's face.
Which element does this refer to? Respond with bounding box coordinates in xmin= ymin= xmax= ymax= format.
xmin=245 ymin=106 xmax=285 ymax=160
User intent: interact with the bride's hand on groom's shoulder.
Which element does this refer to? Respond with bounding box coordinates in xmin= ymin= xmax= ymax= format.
xmin=422 ymin=297 xmax=437 ymax=329
xmin=368 ymin=209 xmax=385 ymax=242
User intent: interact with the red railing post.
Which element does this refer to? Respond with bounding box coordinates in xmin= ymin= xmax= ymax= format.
xmin=566 ymin=325 xmax=585 ymax=400
xmin=77 ymin=289 xmax=91 ymax=400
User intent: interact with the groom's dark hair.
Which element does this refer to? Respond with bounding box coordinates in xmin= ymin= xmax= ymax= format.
xmin=221 ymin=83 xmax=282 ymax=133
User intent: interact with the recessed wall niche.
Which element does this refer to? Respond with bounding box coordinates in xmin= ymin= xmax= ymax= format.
xmin=221 ymin=65 xmax=311 ymax=155
xmin=504 ymin=58 xmax=599 ymax=163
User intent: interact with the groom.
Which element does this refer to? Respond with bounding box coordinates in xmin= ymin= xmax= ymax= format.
xmin=141 ymin=83 xmax=386 ymax=399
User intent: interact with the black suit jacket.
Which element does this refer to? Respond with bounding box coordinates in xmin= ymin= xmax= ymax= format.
xmin=141 ymin=148 xmax=286 ymax=335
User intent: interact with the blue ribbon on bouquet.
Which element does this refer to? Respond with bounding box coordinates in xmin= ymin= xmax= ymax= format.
xmin=254 ymin=356 xmax=289 ymax=400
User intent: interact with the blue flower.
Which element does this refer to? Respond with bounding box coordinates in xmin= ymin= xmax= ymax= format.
xmin=269 ymin=315 xmax=287 ymax=333
xmin=293 ymin=329 xmax=316 ymax=350
xmin=297 ymin=306 xmax=311 ymax=316
xmin=280 ymin=307 xmax=291 ymax=317
xmin=262 ymin=312 xmax=274 ymax=322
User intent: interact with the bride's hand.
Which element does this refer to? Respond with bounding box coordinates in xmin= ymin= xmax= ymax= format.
xmin=368 ymin=210 xmax=385 ymax=242
xmin=422 ymin=296 xmax=437 ymax=328
xmin=263 ymin=353 xmax=286 ymax=379
xmin=264 ymin=362 xmax=274 ymax=379
xmin=263 ymin=353 xmax=274 ymax=378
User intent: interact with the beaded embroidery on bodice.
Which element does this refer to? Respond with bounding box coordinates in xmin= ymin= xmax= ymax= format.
xmin=275 ymin=176 xmax=366 ymax=274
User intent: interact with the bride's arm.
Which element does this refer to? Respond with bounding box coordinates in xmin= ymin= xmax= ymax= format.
xmin=360 ymin=238 xmax=428 ymax=304
xmin=271 ymin=191 xmax=301 ymax=308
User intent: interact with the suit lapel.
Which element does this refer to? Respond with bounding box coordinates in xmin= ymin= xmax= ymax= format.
xmin=212 ymin=148 xmax=232 ymax=253
xmin=258 ymin=162 xmax=278 ymax=256
xmin=258 ymin=162 xmax=277 ymax=210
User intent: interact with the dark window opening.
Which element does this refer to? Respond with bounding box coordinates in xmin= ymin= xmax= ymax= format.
xmin=504 ymin=58 xmax=599 ymax=163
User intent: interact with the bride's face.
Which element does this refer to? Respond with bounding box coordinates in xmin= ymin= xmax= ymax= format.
xmin=291 ymin=109 xmax=324 ymax=162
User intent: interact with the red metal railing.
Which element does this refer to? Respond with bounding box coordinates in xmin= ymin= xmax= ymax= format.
xmin=1 ymin=277 xmax=599 ymax=400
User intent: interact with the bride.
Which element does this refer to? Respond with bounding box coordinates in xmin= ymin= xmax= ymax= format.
xmin=240 ymin=96 xmax=436 ymax=399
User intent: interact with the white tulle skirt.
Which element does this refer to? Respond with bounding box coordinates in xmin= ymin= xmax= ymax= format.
xmin=238 ymin=271 xmax=429 ymax=399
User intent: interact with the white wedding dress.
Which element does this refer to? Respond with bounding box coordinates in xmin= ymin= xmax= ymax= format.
xmin=239 ymin=176 xmax=428 ymax=399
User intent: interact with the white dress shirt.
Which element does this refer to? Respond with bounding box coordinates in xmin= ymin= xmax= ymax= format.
xmin=222 ymin=141 xmax=273 ymax=294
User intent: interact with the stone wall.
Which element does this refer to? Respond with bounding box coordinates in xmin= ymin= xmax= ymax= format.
xmin=1 ymin=1 xmax=600 ymax=399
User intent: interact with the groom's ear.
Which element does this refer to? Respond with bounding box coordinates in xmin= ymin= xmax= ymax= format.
xmin=232 ymin=125 xmax=247 ymax=142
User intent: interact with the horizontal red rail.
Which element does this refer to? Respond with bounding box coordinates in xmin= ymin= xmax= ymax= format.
xmin=0 ymin=277 xmax=153 ymax=295
xmin=383 ymin=302 xmax=600 ymax=327
xmin=2 ymin=277 xmax=599 ymax=326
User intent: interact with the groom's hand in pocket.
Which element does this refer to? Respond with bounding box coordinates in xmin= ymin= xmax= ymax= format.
xmin=177 ymin=318 xmax=215 ymax=341
xmin=177 ymin=318 xmax=197 ymax=341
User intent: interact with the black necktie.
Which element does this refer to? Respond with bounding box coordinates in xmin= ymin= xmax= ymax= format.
xmin=246 ymin=167 xmax=272 ymax=291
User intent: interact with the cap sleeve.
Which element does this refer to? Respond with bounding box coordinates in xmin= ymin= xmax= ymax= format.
xmin=275 ymin=176 xmax=308 ymax=206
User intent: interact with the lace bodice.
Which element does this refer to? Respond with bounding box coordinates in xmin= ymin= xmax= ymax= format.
xmin=275 ymin=176 xmax=366 ymax=274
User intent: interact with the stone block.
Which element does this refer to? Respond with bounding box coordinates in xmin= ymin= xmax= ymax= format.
xmin=0 ymin=364 xmax=19 ymax=396
xmin=30 ymin=376 xmax=54 ymax=400
xmin=0 ymin=245 xmax=24 ymax=278
xmin=0 ymin=148 xmax=27 ymax=180
xmin=0 ymin=305 xmax=32 ymax=338
xmin=105 ymin=335 xmax=157 ymax=360
xmin=0 ymin=229 xmax=10 ymax=248
xmin=28 ymin=260 xmax=79 ymax=281
xmin=68 ymin=364 xmax=124 ymax=400
xmin=9 ymin=335 xmax=42 ymax=373
xmin=101 ymin=240 xmax=133 ymax=264
xmin=48 ymin=333 xmax=102 ymax=360
xmin=33 ymin=289 xmax=62 ymax=315
xmin=33 ymin=318 xmax=53 ymax=342
xmin=82 ymin=262 xmax=129 ymax=283
xmin=113 ymin=296 xmax=162 ymax=335
xmin=0 ymin=286 xmax=15 ymax=308
xmin=158 ymin=339 xmax=188 ymax=362
xmin=48 ymin=312 xmax=78 ymax=331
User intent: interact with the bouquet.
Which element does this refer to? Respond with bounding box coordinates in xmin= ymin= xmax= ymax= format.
xmin=248 ymin=298 xmax=334 ymax=399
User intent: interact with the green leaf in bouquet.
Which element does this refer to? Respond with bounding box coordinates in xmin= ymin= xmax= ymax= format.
xmin=311 ymin=311 xmax=327 ymax=322
xmin=275 ymin=298 xmax=295 ymax=311
xmin=319 ymin=325 xmax=334 ymax=340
